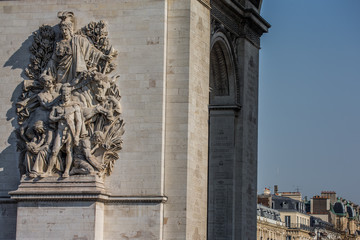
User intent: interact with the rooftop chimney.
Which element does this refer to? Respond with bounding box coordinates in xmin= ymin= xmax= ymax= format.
xmin=264 ymin=188 xmax=271 ymax=195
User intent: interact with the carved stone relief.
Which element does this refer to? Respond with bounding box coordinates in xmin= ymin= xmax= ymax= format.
xmin=16 ymin=12 xmax=124 ymax=179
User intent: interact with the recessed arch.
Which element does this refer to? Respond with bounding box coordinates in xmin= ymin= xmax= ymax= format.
xmin=209 ymin=32 xmax=236 ymax=105
xmin=210 ymin=41 xmax=229 ymax=96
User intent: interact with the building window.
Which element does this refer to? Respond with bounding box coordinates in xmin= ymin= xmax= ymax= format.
xmin=285 ymin=216 xmax=291 ymax=227
xmin=280 ymin=202 xmax=288 ymax=209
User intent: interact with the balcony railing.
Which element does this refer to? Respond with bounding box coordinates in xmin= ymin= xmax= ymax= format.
xmin=287 ymin=223 xmax=312 ymax=231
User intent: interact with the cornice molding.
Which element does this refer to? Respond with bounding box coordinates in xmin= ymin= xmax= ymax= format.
xmin=9 ymin=176 xmax=168 ymax=204
xmin=209 ymin=104 xmax=241 ymax=111
xmin=211 ymin=1 xmax=270 ymax=48
xmin=10 ymin=193 xmax=168 ymax=204
xmin=197 ymin=0 xmax=211 ymax=10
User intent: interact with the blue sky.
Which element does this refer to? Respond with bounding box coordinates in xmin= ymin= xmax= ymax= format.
xmin=258 ymin=1 xmax=360 ymax=203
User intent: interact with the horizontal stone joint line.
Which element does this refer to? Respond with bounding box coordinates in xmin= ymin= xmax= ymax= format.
xmin=9 ymin=193 xmax=168 ymax=203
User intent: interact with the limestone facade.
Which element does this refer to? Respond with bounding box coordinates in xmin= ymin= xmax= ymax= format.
xmin=257 ymin=204 xmax=287 ymax=240
xmin=1 ymin=1 xmax=169 ymax=238
xmin=0 ymin=0 xmax=269 ymax=239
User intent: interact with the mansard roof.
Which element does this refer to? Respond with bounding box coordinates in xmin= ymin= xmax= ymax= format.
xmin=310 ymin=216 xmax=334 ymax=229
xmin=332 ymin=201 xmax=346 ymax=216
xmin=257 ymin=204 xmax=281 ymax=222
xmin=271 ymin=195 xmax=307 ymax=214
xmin=346 ymin=204 xmax=356 ymax=219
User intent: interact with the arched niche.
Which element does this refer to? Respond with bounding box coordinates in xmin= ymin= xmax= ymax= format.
xmin=209 ymin=32 xmax=236 ymax=106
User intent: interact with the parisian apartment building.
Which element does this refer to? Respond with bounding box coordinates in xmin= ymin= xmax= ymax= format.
xmin=257 ymin=187 xmax=360 ymax=240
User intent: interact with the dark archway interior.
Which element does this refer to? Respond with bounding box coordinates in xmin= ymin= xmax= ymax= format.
xmin=210 ymin=41 xmax=230 ymax=100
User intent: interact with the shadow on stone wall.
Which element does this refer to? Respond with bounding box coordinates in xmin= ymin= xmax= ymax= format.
xmin=0 ymin=35 xmax=33 ymax=195
xmin=0 ymin=34 xmax=33 ymax=240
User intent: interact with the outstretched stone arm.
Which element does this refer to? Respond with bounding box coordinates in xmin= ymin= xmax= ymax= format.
xmin=82 ymin=105 xmax=108 ymax=121
xmin=38 ymin=95 xmax=60 ymax=110
xmin=49 ymin=107 xmax=62 ymax=122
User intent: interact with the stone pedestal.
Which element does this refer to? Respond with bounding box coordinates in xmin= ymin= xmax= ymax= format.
xmin=10 ymin=176 xmax=106 ymax=240
xmin=9 ymin=175 xmax=167 ymax=239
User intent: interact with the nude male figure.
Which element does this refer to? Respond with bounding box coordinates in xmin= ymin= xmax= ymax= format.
xmin=41 ymin=84 xmax=83 ymax=178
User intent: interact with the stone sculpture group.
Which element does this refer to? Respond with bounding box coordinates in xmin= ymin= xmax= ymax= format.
xmin=16 ymin=12 xmax=124 ymax=178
